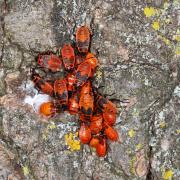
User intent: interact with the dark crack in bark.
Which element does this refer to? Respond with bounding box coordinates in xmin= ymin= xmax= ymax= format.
xmin=0 ymin=1 xmax=7 ymax=66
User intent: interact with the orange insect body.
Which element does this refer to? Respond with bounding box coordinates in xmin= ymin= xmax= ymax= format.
xmin=68 ymin=92 xmax=79 ymax=115
xmin=39 ymin=102 xmax=56 ymax=117
xmin=89 ymin=137 xmax=100 ymax=148
xmin=75 ymin=61 xmax=92 ymax=87
xmin=76 ymin=26 xmax=90 ymax=53
xmin=79 ymin=93 xmax=94 ymax=121
xmin=90 ymin=114 xmax=103 ymax=134
xmin=79 ymin=123 xmax=91 ymax=144
xmin=31 ymin=73 xmax=54 ymax=96
xmin=61 ymin=44 xmax=75 ymax=70
xmin=54 ymin=78 xmax=68 ymax=109
xmin=96 ymin=138 xmax=107 ymax=157
xmin=103 ymin=111 xmax=116 ymax=126
xmin=38 ymin=54 xmax=62 ymax=72
xmin=67 ymin=73 xmax=76 ymax=92
xmin=104 ymin=126 xmax=119 ymax=141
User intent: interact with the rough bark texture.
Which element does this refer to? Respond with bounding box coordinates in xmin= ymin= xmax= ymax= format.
xmin=0 ymin=0 xmax=179 ymax=180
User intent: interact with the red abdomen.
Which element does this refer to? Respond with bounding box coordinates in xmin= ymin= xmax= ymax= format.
xmin=104 ymin=126 xmax=119 ymax=141
xmin=79 ymin=123 xmax=91 ymax=144
xmin=96 ymin=138 xmax=107 ymax=157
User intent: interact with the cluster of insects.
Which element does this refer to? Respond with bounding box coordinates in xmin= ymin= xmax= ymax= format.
xmin=31 ymin=26 xmax=119 ymax=157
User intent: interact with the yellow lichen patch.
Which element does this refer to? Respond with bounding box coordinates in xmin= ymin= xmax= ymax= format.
xmin=163 ymin=2 xmax=170 ymax=9
xmin=163 ymin=170 xmax=173 ymax=180
xmin=22 ymin=166 xmax=30 ymax=176
xmin=47 ymin=122 xmax=57 ymax=130
xmin=127 ymin=148 xmax=132 ymax=154
xmin=158 ymin=35 xmax=171 ymax=46
xmin=130 ymin=156 xmax=137 ymax=175
xmin=159 ymin=121 xmax=166 ymax=128
xmin=174 ymin=35 xmax=180 ymax=41
xmin=173 ymin=30 xmax=180 ymax=41
xmin=42 ymin=122 xmax=57 ymax=140
xmin=132 ymin=108 xmax=139 ymax=117
xmin=128 ymin=129 xmax=135 ymax=138
xmin=152 ymin=21 xmax=160 ymax=31
xmin=164 ymin=18 xmax=171 ymax=24
xmin=42 ymin=133 xmax=48 ymax=140
xmin=176 ymin=129 xmax=180 ymax=134
xmin=175 ymin=46 xmax=180 ymax=55
xmin=136 ymin=143 xmax=143 ymax=151
xmin=65 ymin=132 xmax=80 ymax=151
xmin=144 ymin=7 xmax=157 ymax=17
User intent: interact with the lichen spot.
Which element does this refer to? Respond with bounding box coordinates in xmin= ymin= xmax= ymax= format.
xmin=22 ymin=166 xmax=30 ymax=176
xmin=65 ymin=132 xmax=81 ymax=151
xmin=128 ymin=129 xmax=135 ymax=138
xmin=163 ymin=170 xmax=173 ymax=180
xmin=152 ymin=21 xmax=160 ymax=31
xmin=144 ymin=7 xmax=157 ymax=17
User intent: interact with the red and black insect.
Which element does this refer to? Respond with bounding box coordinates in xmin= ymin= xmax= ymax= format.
xmin=85 ymin=53 xmax=98 ymax=77
xmin=76 ymin=26 xmax=91 ymax=53
xmin=31 ymin=72 xmax=54 ymax=96
xmin=66 ymin=72 xmax=76 ymax=92
xmin=38 ymin=53 xmax=62 ymax=72
xmin=89 ymin=137 xmax=100 ymax=148
xmin=94 ymin=93 xmax=117 ymax=114
xmin=104 ymin=124 xmax=119 ymax=142
xmin=61 ymin=44 xmax=75 ymax=70
xmin=80 ymin=81 xmax=92 ymax=95
xmin=79 ymin=92 xmax=94 ymax=121
xmin=103 ymin=111 xmax=116 ymax=126
xmin=75 ymin=61 xmax=92 ymax=87
xmin=68 ymin=92 xmax=79 ymax=115
xmin=90 ymin=114 xmax=103 ymax=134
xmin=54 ymin=78 xmax=68 ymax=110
